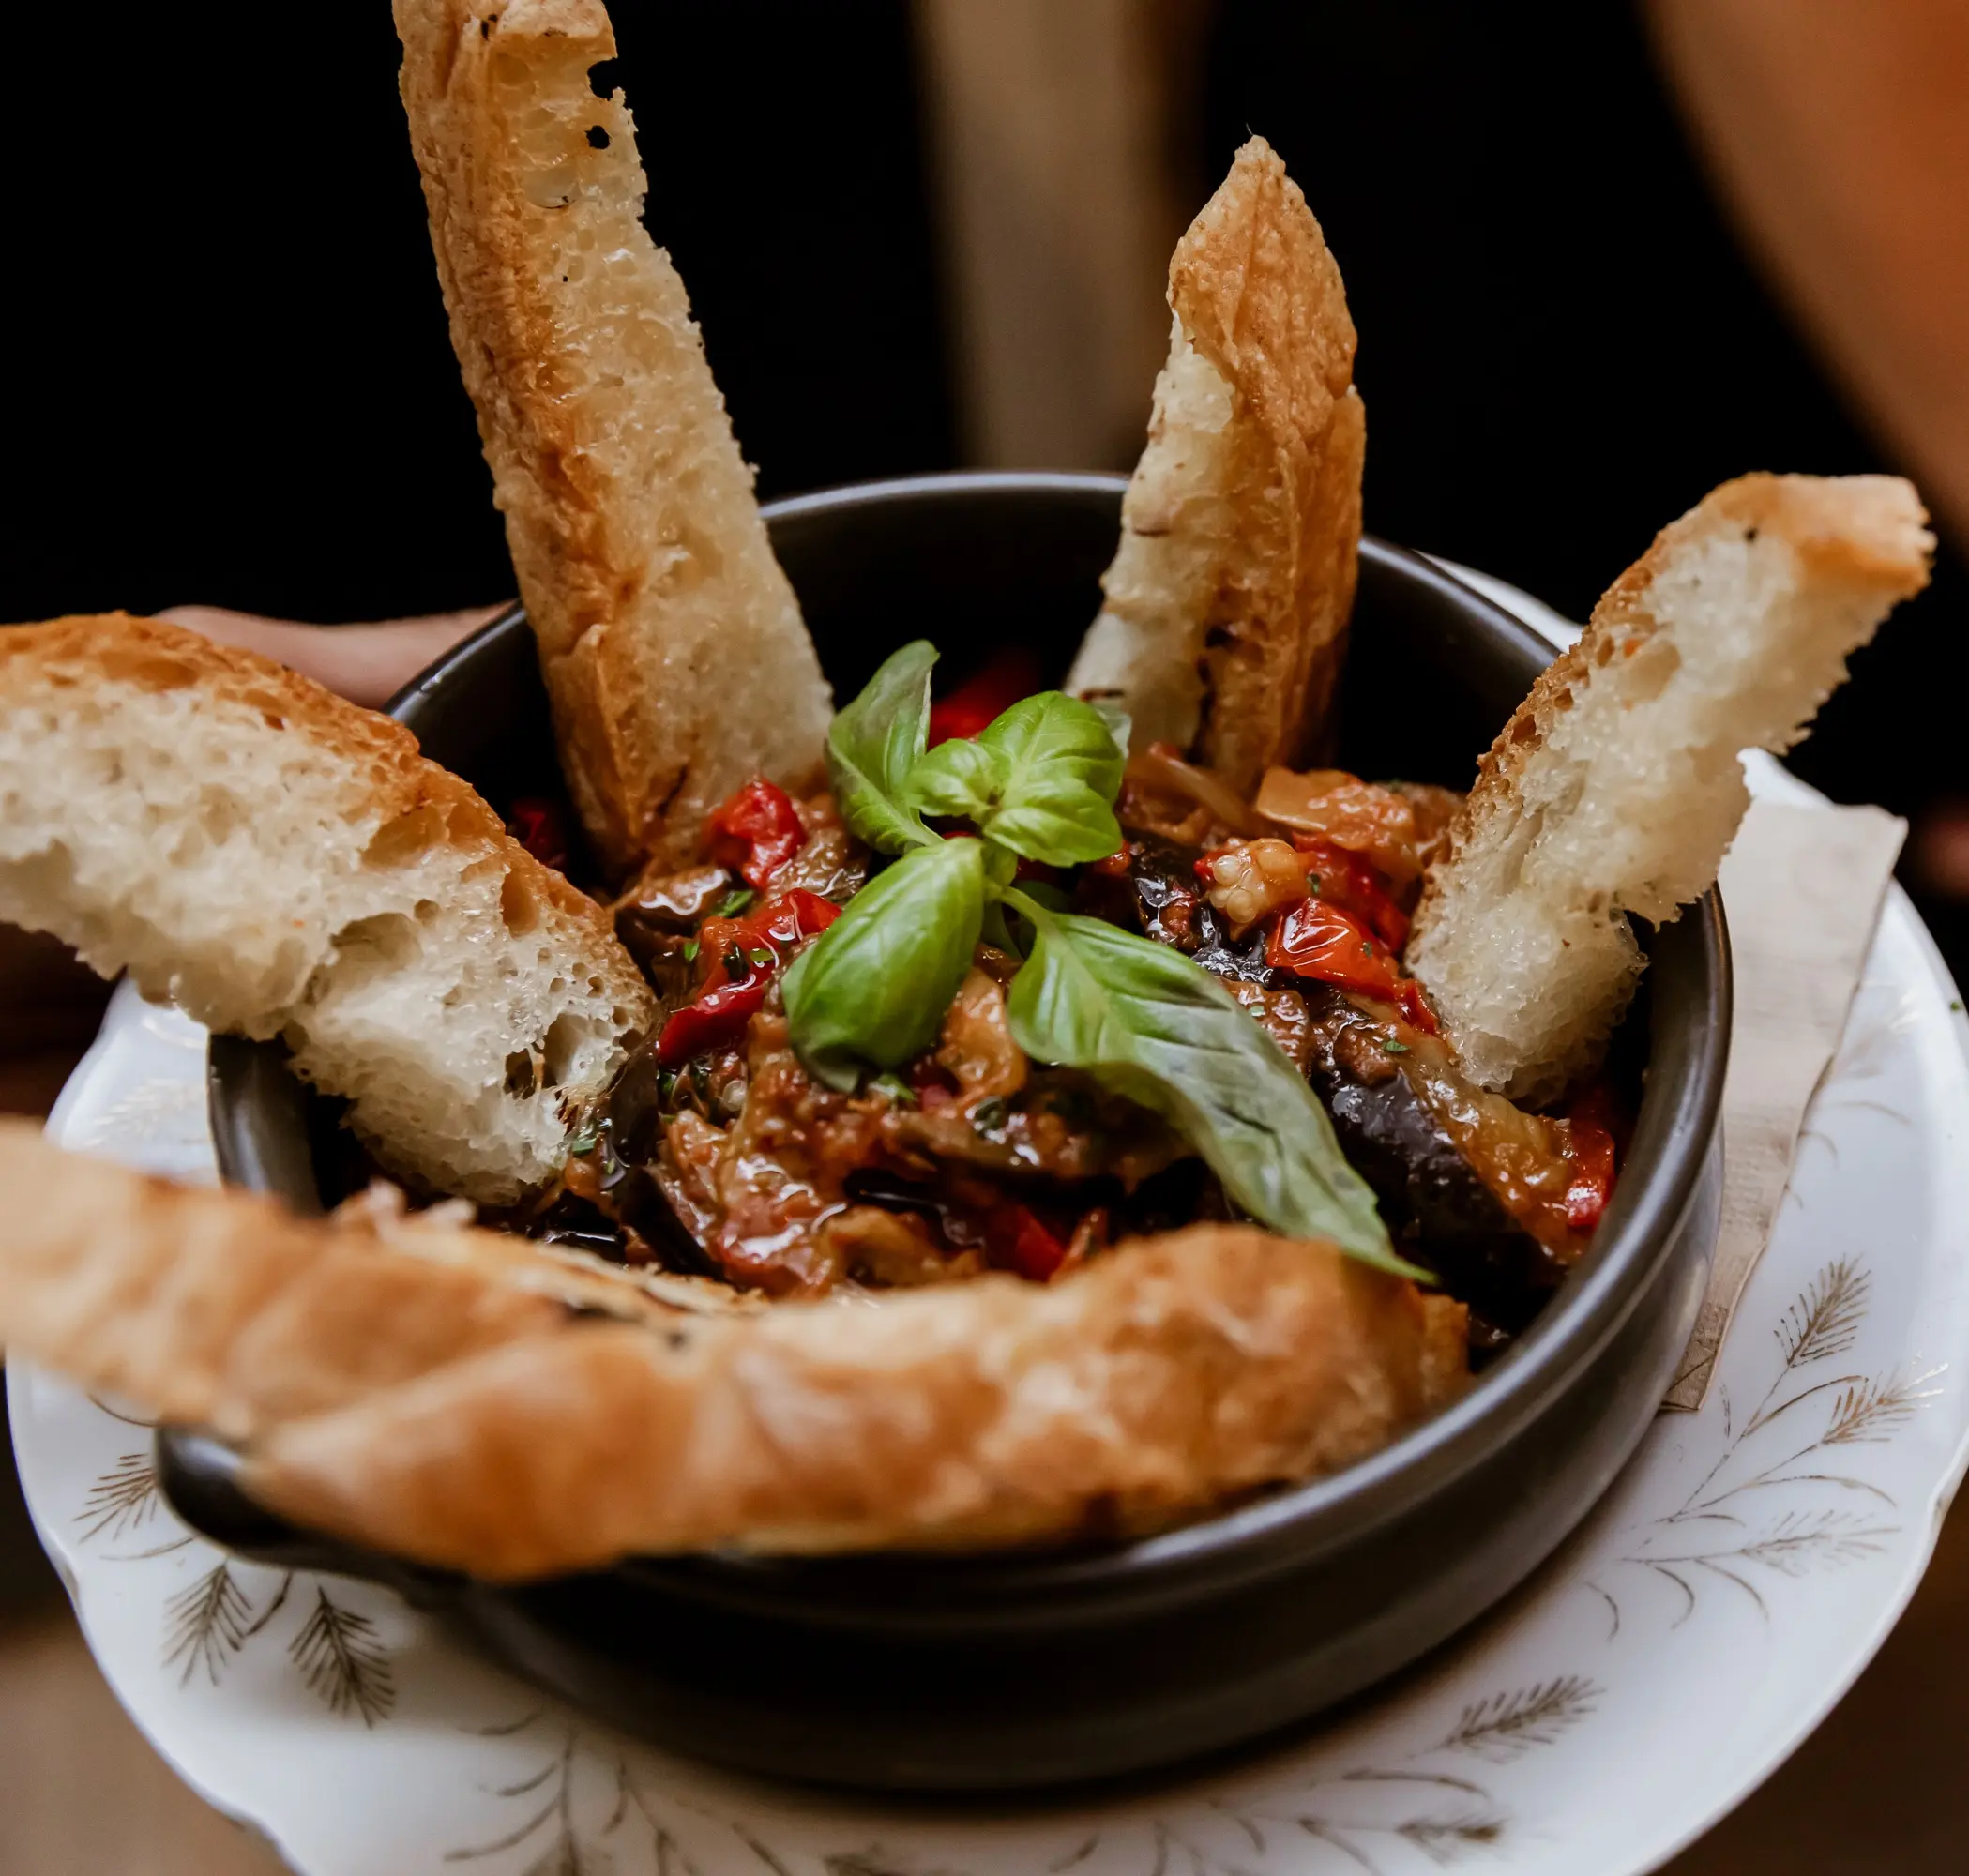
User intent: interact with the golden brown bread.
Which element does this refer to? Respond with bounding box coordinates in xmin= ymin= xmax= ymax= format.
xmin=1068 ymin=137 xmax=1364 ymax=794
xmin=0 ymin=614 xmax=655 ymax=1202
xmin=0 ymin=1126 xmax=738 ymax=1443
xmin=0 ymin=1124 xmax=1463 ymax=1577
xmin=252 ymin=1228 xmax=1464 ymax=1573
xmin=1408 ymin=473 xmax=1934 ymax=1100
xmin=393 ymin=0 xmax=833 ymax=877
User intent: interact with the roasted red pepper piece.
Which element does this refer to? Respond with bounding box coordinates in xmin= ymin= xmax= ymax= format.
xmin=1563 ymin=1082 xmax=1621 ymax=1233
xmin=706 ymin=778 xmax=806 ymax=890
xmin=927 ymin=647 xmax=1043 ymax=747
xmin=1289 ymin=835 xmax=1410 ymax=950
xmin=507 ymin=796 xmax=569 ymax=872
xmin=657 ymin=889 xmax=842 ymax=1067
xmin=988 ymin=1202 xmax=1068 ymax=1281
xmin=656 ymin=975 xmax=768 ymax=1067
xmin=1265 ymin=897 xmax=1439 ymax=1034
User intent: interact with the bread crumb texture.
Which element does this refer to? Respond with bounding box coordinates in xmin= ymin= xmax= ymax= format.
xmin=0 ymin=615 xmax=654 ymax=1203
xmin=1408 ymin=474 xmax=1932 ymax=1102
xmin=393 ymin=0 xmax=831 ymax=876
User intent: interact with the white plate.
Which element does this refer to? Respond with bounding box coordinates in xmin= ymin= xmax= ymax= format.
xmin=13 ymin=580 xmax=1969 ymax=1876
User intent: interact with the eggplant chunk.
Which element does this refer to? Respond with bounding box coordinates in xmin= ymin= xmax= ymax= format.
xmin=1299 ymin=987 xmax=1569 ymax=1328
xmin=1087 ymin=831 xmax=1278 ymax=983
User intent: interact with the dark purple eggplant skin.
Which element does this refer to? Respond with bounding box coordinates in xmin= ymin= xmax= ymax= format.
xmin=1297 ymin=988 xmax=1568 ymax=1332
xmin=1098 ymin=830 xmax=1564 ymax=1332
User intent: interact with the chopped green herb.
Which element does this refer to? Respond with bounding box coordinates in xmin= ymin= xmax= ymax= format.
xmin=972 ymin=1095 xmax=1011 ymax=1133
xmin=714 ymin=886 xmax=755 ymax=918
xmin=689 ymin=1058 xmax=711 ymax=1097
xmin=563 ymin=1120 xmax=601 ymax=1157
xmin=869 ymin=1071 xmax=918 ymax=1106
xmin=1361 ymin=939 xmax=1374 ymax=957
xmin=746 ymin=946 xmax=775 ymax=969
xmin=1307 ymin=873 xmax=1322 ymax=894
xmin=658 ymin=1067 xmax=679 ymax=1105
xmin=681 ymin=938 xmax=700 ymax=962
xmin=1381 ymin=1037 xmax=1411 ymax=1055
xmin=1954 ymin=999 xmax=1964 ymax=1013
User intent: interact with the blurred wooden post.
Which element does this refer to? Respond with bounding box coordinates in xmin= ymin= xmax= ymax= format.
xmin=915 ymin=0 xmax=1204 ymax=470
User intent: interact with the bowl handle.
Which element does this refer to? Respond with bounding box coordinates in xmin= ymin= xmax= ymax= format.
xmin=156 ymin=1427 xmax=459 ymax=1605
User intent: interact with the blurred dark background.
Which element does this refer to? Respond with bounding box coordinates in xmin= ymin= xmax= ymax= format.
xmin=8 ymin=2 xmax=1964 ymax=941
xmin=3 ymin=2 xmax=1966 ymax=1868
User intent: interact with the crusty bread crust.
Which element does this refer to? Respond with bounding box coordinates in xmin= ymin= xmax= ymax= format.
xmin=0 ymin=1123 xmax=1463 ymax=1577
xmin=1068 ymin=138 xmax=1363 ymax=794
xmin=0 ymin=614 xmax=654 ymax=1201
xmin=1408 ymin=474 xmax=1933 ymax=1101
xmin=0 ymin=1125 xmax=740 ymax=1442
xmin=393 ymin=0 xmax=832 ymax=876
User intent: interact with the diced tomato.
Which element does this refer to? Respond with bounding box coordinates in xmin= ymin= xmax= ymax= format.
xmin=1087 ymin=845 xmax=1132 ymax=879
xmin=706 ymin=778 xmax=806 ymax=890
xmin=1563 ymin=1082 xmax=1622 ymax=1233
xmin=657 ymin=889 xmax=843 ymax=1067
xmin=1288 ymin=835 xmax=1409 ymax=950
xmin=927 ymin=648 xmax=1043 ymax=747
xmin=507 ymin=796 xmax=569 ymax=872
xmin=989 ymin=1202 xmax=1068 ymax=1281
xmin=1265 ymin=896 xmax=1439 ymax=1034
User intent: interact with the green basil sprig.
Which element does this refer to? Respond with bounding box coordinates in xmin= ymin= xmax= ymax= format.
xmin=825 ymin=640 xmax=939 ymax=854
xmin=782 ymin=643 xmax=1406 ymax=1272
xmin=907 ymin=691 xmax=1124 ymax=863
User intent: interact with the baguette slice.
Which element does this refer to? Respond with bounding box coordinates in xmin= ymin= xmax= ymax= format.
xmin=0 ymin=1126 xmax=737 ymax=1443
xmin=1068 ymin=136 xmax=1364 ymax=794
xmin=393 ymin=0 xmax=833 ymax=878
xmin=0 ymin=1123 xmax=1463 ymax=1577
xmin=0 ymin=615 xmax=655 ymax=1203
xmin=1408 ymin=475 xmax=1933 ymax=1102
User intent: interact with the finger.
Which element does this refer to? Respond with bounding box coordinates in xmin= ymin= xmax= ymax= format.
xmin=155 ymin=604 xmax=509 ymax=707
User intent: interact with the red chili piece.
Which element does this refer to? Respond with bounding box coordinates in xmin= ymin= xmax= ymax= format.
xmin=927 ymin=648 xmax=1044 ymax=747
xmin=655 ymin=889 xmax=842 ymax=1067
xmin=507 ymin=797 xmax=569 ymax=872
xmin=1563 ymin=1082 xmax=1621 ymax=1233
xmin=706 ymin=778 xmax=806 ymax=890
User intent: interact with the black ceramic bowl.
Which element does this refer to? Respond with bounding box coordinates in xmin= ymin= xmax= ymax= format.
xmin=176 ymin=472 xmax=1727 ymax=1792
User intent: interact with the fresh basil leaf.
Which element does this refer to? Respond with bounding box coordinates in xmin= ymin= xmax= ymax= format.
xmin=825 ymin=641 xmax=939 ymax=854
xmin=783 ymin=840 xmax=984 ymax=1091
xmin=1089 ymin=695 xmax=1133 ymax=758
xmin=1003 ymin=901 xmax=1414 ymax=1275
xmin=970 ymin=692 xmax=1126 ymax=864
xmin=905 ymin=734 xmax=1007 ymax=823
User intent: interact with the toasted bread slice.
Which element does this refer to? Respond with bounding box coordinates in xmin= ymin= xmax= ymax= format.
xmin=0 ymin=1127 xmax=739 ymax=1441
xmin=1068 ymin=137 xmax=1364 ymax=794
xmin=393 ymin=0 xmax=832 ymax=876
xmin=0 ymin=1124 xmax=1462 ymax=1576
xmin=0 ymin=615 xmax=654 ymax=1203
xmin=1407 ymin=475 xmax=1933 ymax=1102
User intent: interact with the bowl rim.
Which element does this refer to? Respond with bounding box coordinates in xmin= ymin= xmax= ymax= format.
xmin=208 ymin=467 xmax=1730 ymax=1612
